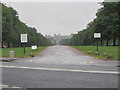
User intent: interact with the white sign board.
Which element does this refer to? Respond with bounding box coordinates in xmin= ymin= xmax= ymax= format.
xmin=94 ymin=33 xmax=101 ymax=38
xmin=31 ymin=45 xmax=37 ymax=50
xmin=21 ymin=34 xmax=28 ymax=43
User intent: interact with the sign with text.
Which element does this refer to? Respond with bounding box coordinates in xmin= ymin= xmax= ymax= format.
xmin=94 ymin=33 xmax=101 ymax=38
xmin=21 ymin=34 xmax=28 ymax=43
xmin=31 ymin=45 xmax=37 ymax=50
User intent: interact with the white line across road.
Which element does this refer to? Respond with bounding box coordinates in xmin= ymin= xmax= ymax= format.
xmin=0 ymin=65 xmax=119 ymax=74
xmin=0 ymin=84 xmax=21 ymax=88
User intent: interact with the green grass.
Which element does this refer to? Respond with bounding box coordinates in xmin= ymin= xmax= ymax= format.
xmin=72 ymin=46 xmax=119 ymax=60
xmin=0 ymin=46 xmax=47 ymax=57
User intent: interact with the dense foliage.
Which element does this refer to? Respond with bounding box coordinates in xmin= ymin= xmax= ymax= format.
xmin=60 ymin=2 xmax=120 ymax=46
xmin=2 ymin=3 xmax=52 ymax=48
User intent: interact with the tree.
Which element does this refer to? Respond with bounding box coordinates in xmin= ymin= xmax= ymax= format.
xmin=2 ymin=3 xmax=52 ymax=47
xmin=61 ymin=2 xmax=119 ymax=46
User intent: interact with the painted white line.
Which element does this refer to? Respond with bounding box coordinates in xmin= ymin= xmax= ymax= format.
xmin=89 ymin=62 xmax=94 ymax=64
xmin=0 ymin=84 xmax=21 ymax=88
xmin=0 ymin=65 xmax=119 ymax=74
xmin=83 ymin=62 xmax=87 ymax=63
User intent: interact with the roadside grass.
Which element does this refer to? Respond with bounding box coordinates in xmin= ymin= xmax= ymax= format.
xmin=0 ymin=46 xmax=47 ymax=57
xmin=72 ymin=46 xmax=118 ymax=60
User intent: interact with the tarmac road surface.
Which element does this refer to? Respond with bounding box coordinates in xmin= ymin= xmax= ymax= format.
xmin=1 ymin=45 xmax=119 ymax=88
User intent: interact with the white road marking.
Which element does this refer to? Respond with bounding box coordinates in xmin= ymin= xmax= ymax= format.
xmin=0 ymin=84 xmax=21 ymax=88
xmin=89 ymin=62 xmax=94 ymax=63
xmin=77 ymin=62 xmax=94 ymax=64
xmin=0 ymin=65 xmax=119 ymax=74
xmin=83 ymin=62 xmax=87 ymax=63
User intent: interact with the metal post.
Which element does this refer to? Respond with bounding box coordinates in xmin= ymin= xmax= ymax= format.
xmin=97 ymin=39 xmax=98 ymax=51
xmin=24 ymin=46 xmax=25 ymax=54
xmin=22 ymin=43 xmax=26 ymax=54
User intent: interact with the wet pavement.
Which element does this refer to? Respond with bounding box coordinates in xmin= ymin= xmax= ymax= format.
xmin=1 ymin=45 xmax=119 ymax=88
xmin=10 ymin=45 xmax=118 ymax=67
xmin=2 ymin=45 xmax=119 ymax=72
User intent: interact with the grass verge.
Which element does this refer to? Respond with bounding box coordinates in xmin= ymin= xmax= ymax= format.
xmin=72 ymin=46 xmax=118 ymax=60
xmin=0 ymin=46 xmax=47 ymax=58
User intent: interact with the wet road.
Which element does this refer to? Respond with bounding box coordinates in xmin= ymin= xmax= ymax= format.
xmin=1 ymin=46 xmax=119 ymax=88
xmin=33 ymin=46 xmax=118 ymax=66
xmin=7 ymin=45 xmax=118 ymax=66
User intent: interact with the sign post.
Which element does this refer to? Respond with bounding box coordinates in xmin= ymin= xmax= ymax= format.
xmin=20 ymin=34 xmax=28 ymax=54
xmin=94 ymin=33 xmax=101 ymax=51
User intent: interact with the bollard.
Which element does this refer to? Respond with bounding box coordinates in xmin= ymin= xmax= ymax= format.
xmin=94 ymin=52 xmax=100 ymax=55
xmin=9 ymin=51 xmax=14 ymax=58
xmin=88 ymin=51 xmax=92 ymax=54
xmin=29 ymin=53 xmax=34 ymax=57
xmin=106 ymin=54 xmax=114 ymax=60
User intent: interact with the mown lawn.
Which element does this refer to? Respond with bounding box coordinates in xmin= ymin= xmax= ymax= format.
xmin=0 ymin=46 xmax=47 ymax=57
xmin=72 ymin=46 xmax=119 ymax=60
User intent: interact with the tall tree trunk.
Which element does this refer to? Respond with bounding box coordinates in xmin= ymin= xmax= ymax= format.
xmin=113 ymin=35 xmax=116 ymax=46
xmin=1 ymin=42 xmax=3 ymax=48
xmin=7 ymin=42 xmax=10 ymax=48
xmin=106 ymin=39 xmax=109 ymax=46
xmin=12 ymin=43 xmax=14 ymax=47
xmin=118 ymin=38 xmax=120 ymax=46
xmin=94 ymin=42 xmax=95 ymax=46
xmin=100 ymin=40 xmax=103 ymax=46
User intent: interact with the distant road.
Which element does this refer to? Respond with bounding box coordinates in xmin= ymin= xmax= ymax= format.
xmin=1 ymin=45 xmax=119 ymax=88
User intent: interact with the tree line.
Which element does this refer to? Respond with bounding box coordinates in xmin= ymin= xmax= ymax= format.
xmin=2 ymin=3 xmax=52 ymax=48
xmin=60 ymin=2 xmax=120 ymax=46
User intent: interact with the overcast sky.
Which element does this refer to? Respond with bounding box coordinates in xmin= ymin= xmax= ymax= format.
xmin=5 ymin=2 xmax=102 ymax=36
